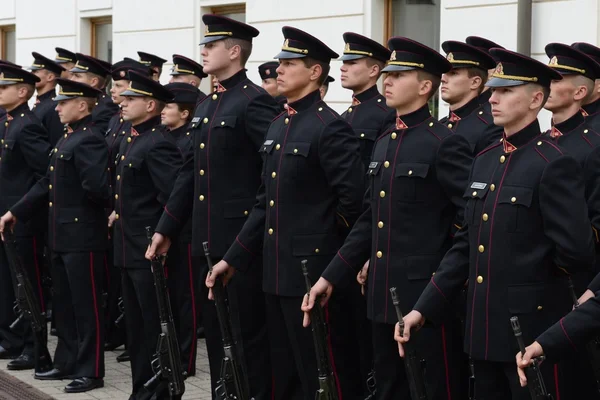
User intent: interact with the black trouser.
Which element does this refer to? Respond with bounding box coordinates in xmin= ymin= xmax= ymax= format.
xmin=50 ymin=251 xmax=105 ymax=378
xmin=0 ymin=234 xmax=45 ymax=354
xmin=203 ymin=258 xmax=270 ymax=399
xmin=265 ymin=291 xmax=363 ymax=400
xmin=167 ymin=242 xmax=200 ymax=376
xmin=372 ymin=320 xmax=462 ymax=400
xmin=472 ymin=357 xmax=576 ymax=399
xmin=347 ymin=282 xmax=373 ymax=396
xmin=121 ymin=267 xmax=160 ymax=396
xmin=104 ymin=235 xmax=125 ymax=347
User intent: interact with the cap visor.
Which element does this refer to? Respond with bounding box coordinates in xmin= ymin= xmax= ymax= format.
xmin=381 ymin=64 xmax=417 ymax=73
xmin=69 ymin=66 xmax=88 ymax=73
xmin=200 ymin=35 xmax=228 ymax=45
xmin=0 ymin=80 xmax=18 ymax=86
xmin=120 ymin=90 xmax=147 ymax=97
xmin=485 ymin=77 xmax=528 ymax=88
xmin=274 ymin=50 xmax=307 ymax=60
xmin=53 ymin=94 xmax=76 ymax=101
xmin=339 ymin=54 xmax=366 ymax=61
xmin=29 ymin=65 xmax=43 ymax=71
xmin=54 ymin=59 xmax=70 ymax=64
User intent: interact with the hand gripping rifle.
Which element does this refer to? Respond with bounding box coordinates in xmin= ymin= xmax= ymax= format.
xmin=511 ymin=316 xmax=552 ymax=399
xmin=302 ymin=260 xmax=339 ymax=400
xmin=567 ymin=278 xmax=600 ymax=394
xmin=389 ymin=287 xmax=428 ymax=400
xmin=203 ymin=242 xmax=253 ymax=400
xmin=3 ymin=226 xmax=52 ymax=373
xmin=140 ymin=227 xmax=185 ymax=400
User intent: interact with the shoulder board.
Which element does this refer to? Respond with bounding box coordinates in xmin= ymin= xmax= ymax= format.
xmin=473 ymin=106 xmax=494 ymax=125
xmin=315 ymin=102 xmax=339 ymax=125
xmin=533 ymin=138 xmax=564 ymax=163
xmin=581 ymin=127 xmax=600 ymax=147
xmin=475 ymin=140 xmax=503 ymax=158
xmin=425 ymin=118 xmax=452 ymax=140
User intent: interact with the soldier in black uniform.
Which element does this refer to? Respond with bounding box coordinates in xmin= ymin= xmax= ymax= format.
xmin=306 ymin=37 xmax=470 ymax=400
xmin=440 ymin=41 xmax=503 ymax=156
xmin=465 ymin=36 xmax=505 ymax=111
xmin=146 ymin=15 xmax=277 ymax=399
xmin=572 ymin=42 xmax=600 ymax=131
xmin=543 ymin=42 xmax=600 ymax=400
xmin=0 ymin=61 xmax=22 ymax=132
xmin=1 ymin=78 xmax=108 ymax=393
xmin=112 ymin=70 xmax=182 ymax=399
xmin=319 ymin=75 xmax=335 ymax=99
xmin=398 ymin=48 xmax=596 ymax=400
xmin=161 ymin=82 xmax=203 ymax=376
xmin=168 ymin=55 xmax=208 ymax=96
xmin=103 ymin=58 xmax=151 ymax=358
xmin=0 ymin=65 xmax=50 ymax=368
xmin=138 ymin=51 xmax=167 ymax=82
xmin=29 ymin=52 xmax=66 ymax=147
xmin=70 ymin=54 xmax=118 ymax=133
xmin=207 ymin=26 xmax=366 ymax=400
xmin=258 ymin=61 xmax=286 ymax=110
xmin=54 ymin=48 xmax=76 ymax=79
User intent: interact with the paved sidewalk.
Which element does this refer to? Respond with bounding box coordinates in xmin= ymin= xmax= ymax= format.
xmin=0 ymin=334 xmax=214 ymax=400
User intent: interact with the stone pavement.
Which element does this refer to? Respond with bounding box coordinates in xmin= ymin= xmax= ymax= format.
xmin=0 ymin=334 xmax=214 ymax=400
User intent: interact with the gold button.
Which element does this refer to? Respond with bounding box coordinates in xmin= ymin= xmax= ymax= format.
xmin=49 ymin=184 xmax=52 ymax=189
xmin=122 ymin=131 xmax=126 ymax=134
xmin=537 ymin=305 xmax=543 ymax=311
xmin=121 ymin=155 xmax=125 ymax=160
xmin=127 ymin=137 xmax=132 ymax=143
xmin=117 ymin=175 xmax=120 ymax=180
xmin=315 ymin=248 xmax=320 ymax=254
xmin=380 ymin=190 xmax=385 ymax=198
xmin=360 ymin=133 xmax=365 ymax=138
xmin=83 ymin=127 xmax=87 ymax=131
xmin=537 ymin=141 xmax=542 ymax=145
xmin=477 ymin=276 xmax=483 ymax=284
xmin=64 ymin=134 xmax=67 ymax=138
xmin=408 ymin=170 xmax=413 ymax=176
xmin=203 ymin=118 xmax=208 ymax=124
xmin=479 ymin=111 xmax=483 ymax=115
xmin=285 ymin=118 xmax=289 ymax=124
xmin=200 ymin=143 xmax=205 ymax=149
xmin=54 ymin=148 xmax=58 ymax=153
xmin=1 ymin=139 xmax=3 ymax=144
xmin=429 ymin=122 xmax=433 ymax=127
xmin=478 ymin=245 xmax=485 ymax=253
xmin=186 ymin=132 xmax=190 ymax=136
xmin=482 ymin=213 xmax=489 ymax=222
xmin=376 ymin=251 xmax=383 ymax=258
xmin=120 ymin=118 xmax=123 ymax=123
xmin=50 ymin=166 xmax=54 ymax=171
xmin=584 ymin=129 xmax=589 ymax=134
xmin=212 ymin=94 xmax=218 ymax=100
xmin=49 ymin=202 xmax=53 ymax=207
xmin=384 ymin=161 xmax=390 ymax=168
xmin=199 ymin=195 xmax=205 ymax=201
xmin=271 ymin=172 xmax=277 ymax=178
xmin=490 ymin=184 xmax=495 ymax=191
xmin=448 ymin=123 xmax=453 ymax=128
xmin=293 ymin=149 xmax=298 ymax=154
xmin=243 ymin=85 xmax=248 ymax=89
xmin=378 ymin=221 xmax=384 ymax=228
xmin=268 ymin=228 xmax=274 ymax=235
xmin=378 ymin=99 xmax=382 ymax=102
xmin=472 ymin=191 xmax=477 ymax=197
xmin=348 ymin=107 xmax=353 ymax=113
xmin=128 ymin=163 xmax=132 ymax=168
xmin=511 ymin=197 xmax=517 ymax=203
xmin=60 ymin=154 xmax=63 ymax=158
xmin=20 ymin=113 xmax=24 ymax=117
xmin=4 ymin=144 xmax=7 ymax=148
xmin=115 ymin=194 xmax=119 ymax=200
xmin=221 ymin=121 xmax=225 ymax=126
xmin=115 ymin=214 xmax=120 ymax=220
xmin=500 ymin=155 xmax=506 ymax=163
xmin=4 ymin=122 xmax=7 ymax=126
xmin=244 ymin=210 xmax=249 ymax=216
xmin=275 ymin=144 xmax=281 ymax=150
xmin=199 ymin=169 xmax=205 ymax=176
xmin=74 ymin=218 xmax=78 ymax=222
xmin=391 ymin=132 xmax=397 ymax=139
xmin=318 ymin=107 xmax=323 ymax=111
xmin=269 ymin=200 xmax=274 ymax=207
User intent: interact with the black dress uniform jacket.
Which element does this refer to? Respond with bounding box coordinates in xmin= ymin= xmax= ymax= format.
xmin=105 ymin=111 xmax=131 ymax=206
xmin=439 ymin=96 xmax=503 ymax=157
xmin=169 ymin=125 xmax=193 ymax=243
xmin=223 ymin=89 xmax=365 ymax=296
xmin=414 ymin=120 xmax=595 ymax=362
xmin=478 ymin=90 xmax=493 ymax=114
xmin=113 ymin=116 xmax=181 ymax=268
xmin=0 ymin=102 xmax=50 ymax=235
xmin=582 ymin=98 xmax=600 ymax=132
xmin=341 ymin=84 xmax=395 ymax=168
xmin=155 ymin=69 xmax=279 ymax=258
xmin=92 ymin=93 xmax=119 ymax=135
xmin=11 ymin=115 xmax=109 ymax=252
xmin=32 ymin=89 xmax=65 ymax=148
xmin=321 ymin=104 xmax=471 ymax=323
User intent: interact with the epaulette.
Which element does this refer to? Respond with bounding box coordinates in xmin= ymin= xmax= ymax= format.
xmin=315 ymin=101 xmax=338 ymax=126
xmin=475 ymin=139 xmax=503 ymax=158
xmin=580 ymin=126 xmax=600 ymax=147
xmin=473 ymin=106 xmax=494 ymax=125
xmin=533 ymin=138 xmax=564 ymax=163
xmin=425 ymin=118 xmax=452 ymax=141
xmin=373 ymin=94 xmax=389 ymax=112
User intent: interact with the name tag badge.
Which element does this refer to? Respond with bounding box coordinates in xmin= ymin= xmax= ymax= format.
xmin=264 ymin=140 xmax=274 ymax=146
xmin=470 ymin=182 xmax=487 ymax=190
xmin=191 ymin=117 xmax=201 ymax=124
xmin=368 ymin=161 xmax=379 ymax=169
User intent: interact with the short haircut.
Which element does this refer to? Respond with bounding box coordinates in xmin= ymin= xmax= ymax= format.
xmin=365 ymin=58 xmax=386 ymax=78
xmin=572 ymin=74 xmax=595 ymax=99
xmin=224 ymin=38 xmax=253 ymax=66
xmin=177 ymin=103 xmax=196 ymax=123
xmin=83 ymin=97 xmax=96 ymax=112
xmin=301 ymin=57 xmax=331 ymax=86
xmin=527 ymin=83 xmax=551 ymax=108
xmin=466 ymin=67 xmax=488 ymax=94
xmin=416 ymin=70 xmax=441 ymax=100
xmin=146 ymin=98 xmax=166 ymax=113
xmin=16 ymin=83 xmax=35 ymax=100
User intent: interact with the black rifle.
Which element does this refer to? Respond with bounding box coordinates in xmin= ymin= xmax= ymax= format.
xmin=363 ymin=368 xmax=377 ymax=400
xmin=302 ymin=259 xmax=339 ymax=400
xmin=3 ymin=227 xmax=52 ymax=373
xmin=510 ymin=316 xmax=552 ymax=399
xmin=468 ymin=358 xmax=476 ymax=400
xmin=389 ymin=287 xmax=428 ymax=400
xmin=203 ymin=241 xmax=253 ymax=400
xmin=140 ymin=227 xmax=185 ymax=400
xmin=567 ymin=278 xmax=600 ymax=394
xmin=114 ymin=296 xmax=125 ymax=327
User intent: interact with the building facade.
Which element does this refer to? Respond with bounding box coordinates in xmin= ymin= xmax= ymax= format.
xmin=1 ymin=0 xmax=599 ymax=123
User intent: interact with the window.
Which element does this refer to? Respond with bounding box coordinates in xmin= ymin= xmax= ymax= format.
xmin=384 ymin=0 xmax=441 ymax=116
xmin=91 ymin=17 xmax=112 ymax=63
xmin=211 ymin=4 xmax=246 ymax=22
xmin=0 ymin=25 xmax=16 ymax=63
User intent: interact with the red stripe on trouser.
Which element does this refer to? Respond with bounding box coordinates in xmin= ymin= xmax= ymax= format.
xmin=440 ymin=324 xmax=452 ymax=400
xmin=187 ymin=244 xmax=197 ymax=374
xmin=89 ymin=253 xmax=101 ymax=377
xmin=554 ymin=364 xmax=560 ymax=400
xmin=324 ymin=306 xmax=343 ymax=400
xmin=32 ymin=236 xmax=45 ymax=313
